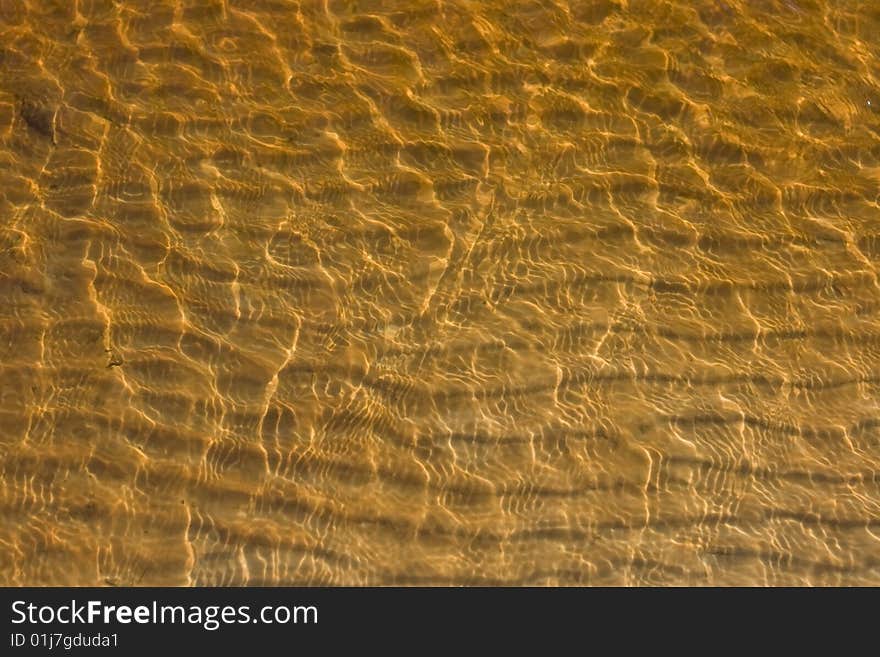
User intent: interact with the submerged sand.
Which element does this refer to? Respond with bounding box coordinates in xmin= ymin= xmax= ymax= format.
xmin=1 ymin=0 xmax=880 ymax=585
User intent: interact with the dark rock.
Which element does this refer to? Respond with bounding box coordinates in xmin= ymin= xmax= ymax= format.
xmin=19 ymin=98 xmax=57 ymax=144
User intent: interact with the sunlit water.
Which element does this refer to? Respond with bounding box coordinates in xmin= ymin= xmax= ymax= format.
xmin=2 ymin=0 xmax=880 ymax=585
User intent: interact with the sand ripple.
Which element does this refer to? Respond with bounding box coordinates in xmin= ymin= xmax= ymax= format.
xmin=2 ymin=0 xmax=880 ymax=585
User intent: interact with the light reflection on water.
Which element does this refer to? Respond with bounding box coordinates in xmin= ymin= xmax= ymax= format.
xmin=1 ymin=0 xmax=880 ymax=585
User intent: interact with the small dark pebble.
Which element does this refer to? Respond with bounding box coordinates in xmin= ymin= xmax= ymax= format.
xmin=19 ymin=99 xmax=57 ymax=144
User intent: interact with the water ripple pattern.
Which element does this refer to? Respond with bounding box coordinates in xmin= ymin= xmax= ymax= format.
xmin=2 ymin=0 xmax=880 ymax=585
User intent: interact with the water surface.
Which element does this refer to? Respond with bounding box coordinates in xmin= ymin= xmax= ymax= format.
xmin=2 ymin=0 xmax=880 ymax=585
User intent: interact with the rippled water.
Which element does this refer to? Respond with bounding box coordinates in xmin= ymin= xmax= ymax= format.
xmin=2 ymin=0 xmax=880 ymax=586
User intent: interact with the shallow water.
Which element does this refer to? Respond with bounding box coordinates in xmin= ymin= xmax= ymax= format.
xmin=2 ymin=0 xmax=880 ymax=585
